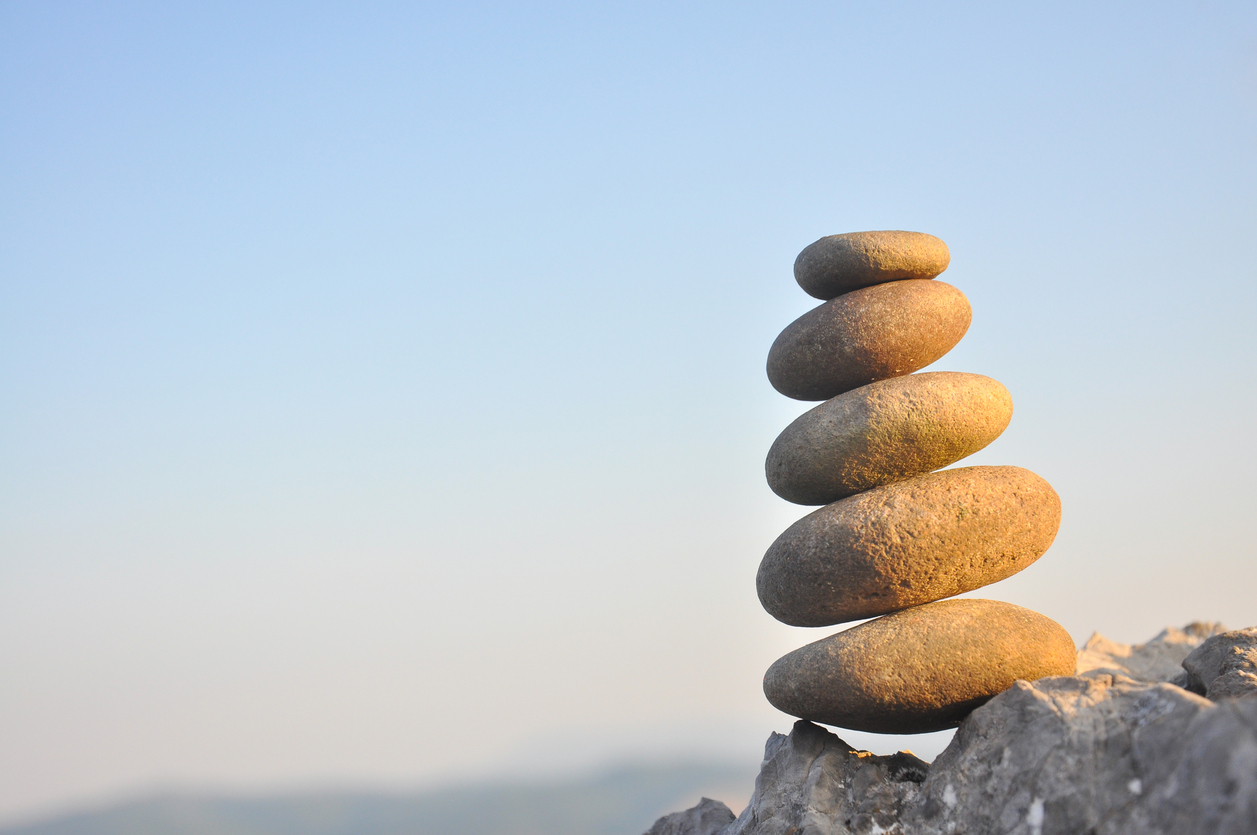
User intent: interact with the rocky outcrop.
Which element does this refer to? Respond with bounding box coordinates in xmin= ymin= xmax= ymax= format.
xmin=1180 ymin=627 xmax=1257 ymax=701
xmin=645 ymin=624 xmax=1257 ymax=835
xmin=645 ymin=799 xmax=738 ymax=835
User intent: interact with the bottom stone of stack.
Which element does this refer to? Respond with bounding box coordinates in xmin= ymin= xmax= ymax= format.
xmin=763 ymin=598 xmax=1075 ymax=734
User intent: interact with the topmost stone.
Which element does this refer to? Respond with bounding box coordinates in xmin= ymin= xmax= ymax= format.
xmin=794 ymin=231 xmax=950 ymax=300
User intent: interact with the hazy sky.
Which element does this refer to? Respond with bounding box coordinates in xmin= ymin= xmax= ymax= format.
xmin=3 ymin=0 xmax=1257 ymax=825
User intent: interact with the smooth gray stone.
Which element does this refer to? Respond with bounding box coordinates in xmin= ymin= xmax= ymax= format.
xmin=766 ymin=372 xmax=1013 ymax=506
xmin=794 ymin=231 xmax=951 ymax=300
xmin=757 ymin=466 xmax=1061 ymax=626
xmin=767 ymin=279 xmax=971 ymax=401
xmin=763 ymin=599 xmax=1077 ymax=734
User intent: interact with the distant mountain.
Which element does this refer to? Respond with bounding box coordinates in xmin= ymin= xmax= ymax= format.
xmin=1 ymin=762 xmax=755 ymax=835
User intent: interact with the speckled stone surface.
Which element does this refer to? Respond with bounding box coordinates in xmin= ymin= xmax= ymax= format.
xmin=757 ymin=466 xmax=1061 ymax=627
xmin=794 ymin=231 xmax=950 ymax=300
xmin=767 ymin=279 xmax=971 ymax=401
xmin=762 ymin=599 xmax=1077 ymax=734
xmin=765 ymin=372 xmax=1013 ymax=506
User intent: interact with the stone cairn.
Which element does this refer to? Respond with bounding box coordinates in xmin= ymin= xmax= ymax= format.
xmin=759 ymin=231 xmax=1076 ymax=735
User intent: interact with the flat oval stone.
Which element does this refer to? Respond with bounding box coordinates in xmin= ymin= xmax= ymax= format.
xmin=758 ymin=466 xmax=1061 ymax=626
xmin=763 ymin=599 xmax=1076 ymax=734
xmin=767 ymin=279 xmax=971 ymax=401
xmin=794 ymin=231 xmax=950 ymax=300
xmin=766 ymin=372 xmax=1013 ymax=506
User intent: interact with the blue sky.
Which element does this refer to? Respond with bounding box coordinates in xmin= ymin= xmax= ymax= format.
xmin=3 ymin=0 xmax=1256 ymax=824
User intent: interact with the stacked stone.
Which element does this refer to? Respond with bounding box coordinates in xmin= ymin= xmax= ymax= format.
xmin=759 ymin=231 xmax=1076 ymax=735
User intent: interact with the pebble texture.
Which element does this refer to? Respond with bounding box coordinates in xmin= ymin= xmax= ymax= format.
xmin=794 ymin=231 xmax=950 ymax=300
xmin=765 ymin=372 xmax=1013 ymax=506
xmin=762 ymin=599 xmax=1076 ymax=734
xmin=767 ymin=279 xmax=971 ymax=401
xmin=757 ymin=466 xmax=1061 ymax=627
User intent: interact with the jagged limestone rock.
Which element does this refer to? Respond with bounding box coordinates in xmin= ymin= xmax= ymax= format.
xmin=1075 ymin=621 xmax=1227 ymax=683
xmin=906 ymin=675 xmax=1233 ymax=834
xmin=1180 ymin=627 xmax=1257 ymax=700
xmin=644 ymin=798 xmax=737 ymax=835
xmin=723 ymin=720 xmax=926 ymax=835
xmin=645 ymin=624 xmax=1257 ymax=835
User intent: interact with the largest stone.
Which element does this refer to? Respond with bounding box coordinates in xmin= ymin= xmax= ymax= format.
xmin=757 ymin=466 xmax=1061 ymax=626
xmin=766 ymin=372 xmax=1013 ymax=505
xmin=767 ymin=279 xmax=971 ymax=401
xmin=763 ymin=599 xmax=1076 ymax=734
